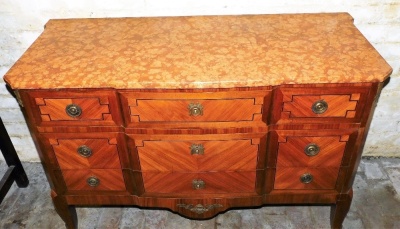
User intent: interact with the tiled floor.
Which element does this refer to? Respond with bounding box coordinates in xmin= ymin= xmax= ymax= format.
xmin=0 ymin=158 xmax=399 ymax=229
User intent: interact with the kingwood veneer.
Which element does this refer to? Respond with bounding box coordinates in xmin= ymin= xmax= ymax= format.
xmin=3 ymin=13 xmax=392 ymax=228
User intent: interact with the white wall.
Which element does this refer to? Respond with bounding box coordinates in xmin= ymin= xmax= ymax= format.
xmin=0 ymin=0 xmax=399 ymax=161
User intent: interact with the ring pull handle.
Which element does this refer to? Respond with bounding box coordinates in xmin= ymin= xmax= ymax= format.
xmin=190 ymin=144 xmax=205 ymax=155
xmin=66 ymin=104 xmax=82 ymax=117
xmin=188 ymin=103 xmax=203 ymax=116
xmin=304 ymin=143 xmax=320 ymax=157
xmin=192 ymin=179 xmax=205 ymax=190
xmin=300 ymin=173 xmax=313 ymax=184
xmin=87 ymin=176 xmax=100 ymax=187
xmin=311 ymin=100 xmax=328 ymax=114
xmin=77 ymin=145 xmax=92 ymax=158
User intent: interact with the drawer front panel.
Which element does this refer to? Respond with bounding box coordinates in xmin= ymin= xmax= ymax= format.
xmin=38 ymin=98 xmax=110 ymax=121
xmin=272 ymin=86 xmax=370 ymax=123
xmin=52 ymin=138 xmax=122 ymax=169
xmin=62 ymin=169 xmax=126 ymax=191
xmin=136 ymin=139 xmax=258 ymax=172
xmin=274 ymin=168 xmax=340 ymax=190
xmin=24 ymin=90 xmax=122 ymax=126
xmin=277 ymin=136 xmax=347 ymax=167
xmin=269 ymin=130 xmax=357 ymax=168
xmin=130 ymin=99 xmax=260 ymax=122
xmin=283 ymin=95 xmax=357 ymax=118
xmin=120 ymin=91 xmax=269 ymax=124
xmin=142 ymin=172 xmax=256 ymax=194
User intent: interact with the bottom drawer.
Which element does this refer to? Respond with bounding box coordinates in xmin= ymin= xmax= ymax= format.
xmin=142 ymin=172 xmax=256 ymax=194
xmin=62 ymin=169 xmax=126 ymax=191
xmin=274 ymin=168 xmax=340 ymax=190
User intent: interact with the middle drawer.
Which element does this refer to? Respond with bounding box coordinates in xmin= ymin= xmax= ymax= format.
xmin=142 ymin=171 xmax=256 ymax=194
xmin=128 ymin=134 xmax=265 ymax=172
xmin=119 ymin=90 xmax=269 ymax=126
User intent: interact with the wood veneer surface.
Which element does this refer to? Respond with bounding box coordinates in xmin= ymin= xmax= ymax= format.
xmin=4 ymin=13 xmax=392 ymax=90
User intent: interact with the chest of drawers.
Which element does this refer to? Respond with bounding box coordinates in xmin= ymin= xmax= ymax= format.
xmin=4 ymin=13 xmax=392 ymax=228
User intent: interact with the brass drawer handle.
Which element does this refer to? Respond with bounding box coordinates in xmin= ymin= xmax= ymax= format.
xmin=87 ymin=176 xmax=100 ymax=187
xmin=192 ymin=179 xmax=205 ymax=190
xmin=188 ymin=103 xmax=203 ymax=116
xmin=77 ymin=145 xmax=92 ymax=157
xmin=304 ymin=143 xmax=320 ymax=156
xmin=300 ymin=173 xmax=313 ymax=184
xmin=66 ymin=104 xmax=82 ymax=117
xmin=311 ymin=100 xmax=328 ymax=114
xmin=190 ymin=144 xmax=205 ymax=155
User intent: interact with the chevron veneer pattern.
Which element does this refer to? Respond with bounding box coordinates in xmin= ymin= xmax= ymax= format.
xmin=283 ymin=95 xmax=358 ymax=118
xmin=142 ymin=171 xmax=256 ymax=194
xmin=51 ymin=138 xmax=121 ymax=169
xmin=274 ymin=167 xmax=340 ymax=190
xmin=137 ymin=139 xmax=258 ymax=172
xmin=62 ymin=169 xmax=126 ymax=191
xmin=36 ymin=98 xmax=111 ymax=121
xmin=277 ymin=136 xmax=348 ymax=167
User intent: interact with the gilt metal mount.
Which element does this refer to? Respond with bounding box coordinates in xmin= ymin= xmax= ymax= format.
xmin=177 ymin=203 xmax=223 ymax=214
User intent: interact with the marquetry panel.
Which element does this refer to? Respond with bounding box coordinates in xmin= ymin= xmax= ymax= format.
xmin=268 ymin=129 xmax=358 ymax=168
xmin=51 ymin=138 xmax=121 ymax=169
xmin=62 ymin=169 xmax=126 ymax=191
xmin=23 ymin=90 xmax=122 ymax=126
xmin=120 ymin=91 xmax=269 ymax=124
xmin=277 ymin=136 xmax=348 ymax=167
xmin=283 ymin=95 xmax=358 ymax=117
xmin=136 ymin=139 xmax=258 ymax=172
xmin=274 ymin=167 xmax=340 ymax=190
xmin=142 ymin=171 xmax=256 ymax=194
xmin=272 ymin=86 xmax=371 ymax=123
xmin=131 ymin=99 xmax=260 ymax=122
xmin=37 ymin=98 xmax=110 ymax=120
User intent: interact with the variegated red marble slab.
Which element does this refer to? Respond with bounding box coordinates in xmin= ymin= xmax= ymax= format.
xmin=4 ymin=13 xmax=392 ymax=89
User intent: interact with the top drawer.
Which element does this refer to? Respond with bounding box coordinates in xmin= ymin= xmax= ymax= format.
xmin=22 ymin=90 xmax=123 ymax=126
xmin=120 ymin=90 xmax=270 ymax=125
xmin=271 ymin=85 xmax=372 ymax=124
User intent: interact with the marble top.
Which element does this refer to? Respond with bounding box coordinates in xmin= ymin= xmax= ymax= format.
xmin=4 ymin=13 xmax=392 ymax=89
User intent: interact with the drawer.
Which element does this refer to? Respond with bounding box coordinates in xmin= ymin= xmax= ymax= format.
xmin=120 ymin=91 xmax=269 ymax=125
xmin=272 ymin=86 xmax=371 ymax=123
xmin=52 ymin=138 xmax=122 ymax=170
xmin=62 ymin=169 xmax=126 ymax=191
xmin=22 ymin=90 xmax=122 ymax=126
xmin=41 ymin=132 xmax=130 ymax=170
xmin=277 ymin=136 xmax=347 ymax=167
xmin=135 ymin=139 xmax=259 ymax=172
xmin=142 ymin=171 xmax=256 ymax=194
xmin=269 ymin=130 xmax=358 ymax=168
xmin=274 ymin=168 xmax=340 ymax=190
